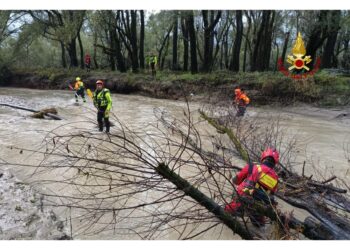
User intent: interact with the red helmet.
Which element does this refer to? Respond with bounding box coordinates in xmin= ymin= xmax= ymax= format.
xmin=261 ymin=148 xmax=279 ymax=165
xmin=96 ymin=80 xmax=104 ymax=86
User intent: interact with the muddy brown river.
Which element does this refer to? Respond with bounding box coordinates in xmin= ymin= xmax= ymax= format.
xmin=0 ymin=87 xmax=349 ymax=239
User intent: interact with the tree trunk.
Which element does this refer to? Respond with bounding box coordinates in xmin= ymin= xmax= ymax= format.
xmin=172 ymin=12 xmax=178 ymax=70
xmin=161 ymin=38 xmax=170 ymax=70
xmin=93 ymin=33 xmax=99 ymax=69
xmin=201 ymin=10 xmax=222 ymax=72
xmin=156 ymin=163 xmax=253 ymax=240
xmin=185 ymin=11 xmax=198 ymax=74
xmin=130 ymin=10 xmax=139 ymax=73
xmin=230 ymin=10 xmax=243 ymax=72
xmin=139 ymin=10 xmax=145 ymax=69
xmin=321 ymin=10 xmax=341 ymax=69
xmin=67 ymin=39 xmax=78 ymax=68
xmin=251 ymin=10 xmax=275 ymax=71
xmin=281 ymin=31 xmax=290 ymax=65
xmin=60 ymin=41 xmax=67 ymax=68
xmin=114 ymin=34 xmax=126 ymax=72
xmin=306 ymin=11 xmax=330 ymax=69
xmin=77 ymin=31 xmax=84 ymax=69
xmin=242 ymin=11 xmax=251 ymax=72
xmin=106 ymin=28 xmax=116 ymax=71
xmin=181 ymin=14 xmax=189 ymax=71
xmin=274 ymin=42 xmax=279 ymax=71
xmin=158 ymin=25 xmax=173 ymax=71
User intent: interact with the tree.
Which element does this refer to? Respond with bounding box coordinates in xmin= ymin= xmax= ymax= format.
xmin=230 ymin=10 xmax=243 ymax=72
xmin=321 ymin=10 xmax=342 ymax=68
xmin=180 ymin=12 xmax=189 ymax=71
xmin=172 ymin=11 xmax=179 ymax=70
xmin=201 ymin=10 xmax=222 ymax=72
xmin=29 ymin=10 xmax=86 ymax=68
xmin=139 ymin=10 xmax=145 ymax=69
xmin=251 ymin=10 xmax=276 ymax=71
xmin=305 ymin=11 xmax=330 ymax=69
xmin=185 ymin=11 xmax=198 ymax=74
xmin=116 ymin=10 xmax=139 ymax=73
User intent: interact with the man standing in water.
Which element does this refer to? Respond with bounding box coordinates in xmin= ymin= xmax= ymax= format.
xmin=74 ymin=77 xmax=86 ymax=103
xmin=233 ymin=87 xmax=250 ymax=117
xmin=93 ymin=80 xmax=112 ymax=133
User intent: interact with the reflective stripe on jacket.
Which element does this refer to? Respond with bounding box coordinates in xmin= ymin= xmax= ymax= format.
xmin=234 ymin=163 xmax=278 ymax=196
xmin=93 ymin=88 xmax=112 ymax=111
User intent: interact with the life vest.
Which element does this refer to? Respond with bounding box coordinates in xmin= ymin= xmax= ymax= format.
xmin=149 ymin=56 xmax=157 ymax=65
xmin=241 ymin=163 xmax=278 ymax=195
xmin=235 ymin=93 xmax=250 ymax=106
xmin=74 ymin=80 xmax=84 ymax=90
xmin=93 ymin=88 xmax=112 ymax=109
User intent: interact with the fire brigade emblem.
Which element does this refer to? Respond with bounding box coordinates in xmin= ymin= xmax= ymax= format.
xmin=287 ymin=32 xmax=312 ymax=71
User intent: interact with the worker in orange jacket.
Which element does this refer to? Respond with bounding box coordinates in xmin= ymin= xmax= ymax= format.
xmin=233 ymin=88 xmax=250 ymax=117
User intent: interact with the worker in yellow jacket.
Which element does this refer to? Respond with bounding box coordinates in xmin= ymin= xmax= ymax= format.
xmin=93 ymin=80 xmax=112 ymax=133
xmin=74 ymin=77 xmax=86 ymax=103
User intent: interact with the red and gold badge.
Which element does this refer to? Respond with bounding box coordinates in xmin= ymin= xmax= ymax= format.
xmin=287 ymin=32 xmax=312 ymax=71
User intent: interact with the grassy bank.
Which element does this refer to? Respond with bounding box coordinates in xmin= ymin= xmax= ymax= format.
xmin=2 ymin=67 xmax=350 ymax=107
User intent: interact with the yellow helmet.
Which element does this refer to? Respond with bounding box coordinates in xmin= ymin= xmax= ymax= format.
xmin=76 ymin=77 xmax=81 ymax=81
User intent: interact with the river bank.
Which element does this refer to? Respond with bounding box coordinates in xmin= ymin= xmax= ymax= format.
xmin=2 ymin=68 xmax=350 ymax=107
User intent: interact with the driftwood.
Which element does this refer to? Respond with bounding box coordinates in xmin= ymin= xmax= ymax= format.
xmin=197 ymin=111 xmax=350 ymax=240
xmin=0 ymin=103 xmax=62 ymax=120
xmin=156 ymin=162 xmax=342 ymax=240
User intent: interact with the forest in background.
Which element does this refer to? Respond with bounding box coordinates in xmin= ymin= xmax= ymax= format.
xmin=0 ymin=10 xmax=349 ymax=106
xmin=0 ymin=10 xmax=348 ymax=72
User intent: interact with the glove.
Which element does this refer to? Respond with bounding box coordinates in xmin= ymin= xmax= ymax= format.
xmin=104 ymin=110 xmax=110 ymax=118
xmin=242 ymin=187 xmax=255 ymax=195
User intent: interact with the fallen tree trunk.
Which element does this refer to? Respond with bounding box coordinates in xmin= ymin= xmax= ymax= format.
xmin=155 ymin=108 xmax=350 ymax=239
xmin=0 ymin=103 xmax=62 ymax=120
xmin=156 ymin=163 xmax=254 ymax=240
xmin=156 ymin=162 xmax=342 ymax=240
xmin=198 ymin=110 xmax=350 ymax=239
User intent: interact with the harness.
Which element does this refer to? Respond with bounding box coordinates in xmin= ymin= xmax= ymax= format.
xmin=243 ymin=162 xmax=278 ymax=195
xmin=94 ymin=89 xmax=109 ymax=108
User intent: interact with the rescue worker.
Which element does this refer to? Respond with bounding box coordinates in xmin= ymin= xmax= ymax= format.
xmin=233 ymin=88 xmax=250 ymax=117
xmin=149 ymin=54 xmax=158 ymax=77
xmin=74 ymin=77 xmax=86 ymax=103
xmin=93 ymin=80 xmax=112 ymax=133
xmin=85 ymin=54 xmax=91 ymax=72
xmin=224 ymin=148 xmax=279 ymax=227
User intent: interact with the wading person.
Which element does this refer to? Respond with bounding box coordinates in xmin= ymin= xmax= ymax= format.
xmin=93 ymin=80 xmax=112 ymax=133
xmin=224 ymin=148 xmax=279 ymax=227
xmin=233 ymin=88 xmax=250 ymax=117
xmin=74 ymin=77 xmax=86 ymax=103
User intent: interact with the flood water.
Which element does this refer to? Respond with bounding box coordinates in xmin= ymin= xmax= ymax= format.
xmin=0 ymin=87 xmax=349 ymax=239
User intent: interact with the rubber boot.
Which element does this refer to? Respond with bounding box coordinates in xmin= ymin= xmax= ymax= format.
xmin=98 ymin=122 xmax=103 ymax=132
xmin=105 ymin=121 xmax=110 ymax=133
